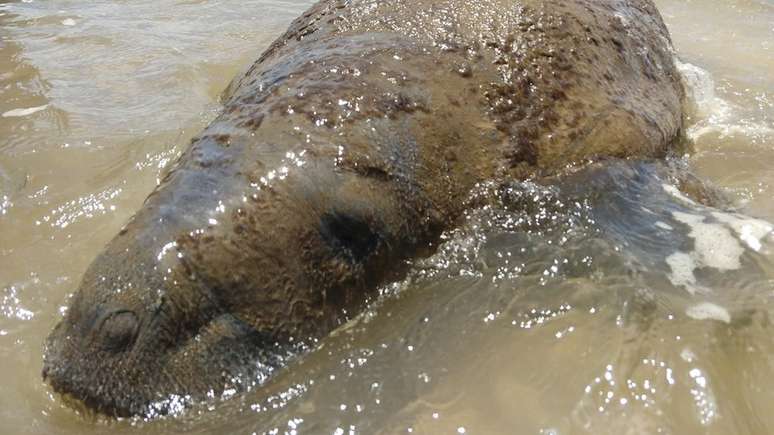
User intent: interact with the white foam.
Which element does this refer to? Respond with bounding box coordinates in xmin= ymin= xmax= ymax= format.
xmin=661 ymin=193 xmax=772 ymax=292
xmin=677 ymin=61 xmax=718 ymax=114
xmin=666 ymin=251 xmax=699 ymax=294
xmin=61 ymin=18 xmax=76 ymax=26
xmin=673 ymin=211 xmax=743 ymax=271
xmin=664 ymin=209 xmax=755 ymax=293
xmin=662 ymin=183 xmax=698 ymax=206
xmin=662 ymin=182 xmax=772 ymax=254
xmin=711 ymin=211 xmax=773 ymax=252
xmin=676 ymin=59 xmax=772 ymax=140
xmin=686 ymin=302 xmax=731 ymax=324
xmin=2 ymin=104 xmax=48 ymax=117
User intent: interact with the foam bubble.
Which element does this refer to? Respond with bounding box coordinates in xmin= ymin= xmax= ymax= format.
xmin=2 ymin=104 xmax=48 ymax=118
xmin=666 ymin=251 xmax=699 ymax=294
xmin=655 ymin=221 xmax=674 ymax=231
xmin=710 ymin=212 xmax=773 ymax=252
xmin=662 ymin=183 xmax=698 ymax=206
xmin=676 ymin=59 xmax=772 ymax=140
xmin=672 ymin=211 xmax=743 ymax=271
xmin=686 ymin=302 xmax=731 ymax=324
xmin=661 ymin=186 xmax=771 ymax=292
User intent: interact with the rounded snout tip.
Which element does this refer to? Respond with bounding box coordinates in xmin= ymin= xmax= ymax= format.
xmin=42 ymin=309 xmax=146 ymax=418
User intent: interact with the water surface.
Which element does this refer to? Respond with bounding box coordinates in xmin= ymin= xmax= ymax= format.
xmin=1 ymin=0 xmax=773 ymax=433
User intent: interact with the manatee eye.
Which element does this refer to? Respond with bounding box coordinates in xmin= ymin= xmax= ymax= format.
xmin=97 ymin=310 xmax=139 ymax=352
xmin=320 ymin=212 xmax=381 ymax=263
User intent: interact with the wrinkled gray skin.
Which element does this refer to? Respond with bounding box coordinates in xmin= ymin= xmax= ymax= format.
xmin=43 ymin=0 xmax=684 ymax=417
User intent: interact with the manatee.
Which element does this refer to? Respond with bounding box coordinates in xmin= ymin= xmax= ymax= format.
xmin=42 ymin=0 xmax=685 ymax=417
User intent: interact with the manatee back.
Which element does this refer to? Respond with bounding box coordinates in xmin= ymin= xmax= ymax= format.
xmin=228 ymin=0 xmax=685 ymax=175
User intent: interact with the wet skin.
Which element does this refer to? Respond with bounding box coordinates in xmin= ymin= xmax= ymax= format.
xmin=43 ymin=0 xmax=684 ymax=417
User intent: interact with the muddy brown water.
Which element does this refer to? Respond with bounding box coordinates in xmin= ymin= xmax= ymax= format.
xmin=1 ymin=0 xmax=773 ymax=433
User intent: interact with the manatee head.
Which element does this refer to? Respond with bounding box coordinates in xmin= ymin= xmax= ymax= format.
xmin=40 ymin=193 xmax=302 ymax=417
xmin=42 ymin=244 xmax=285 ymax=418
xmin=40 ymin=137 xmax=425 ymax=417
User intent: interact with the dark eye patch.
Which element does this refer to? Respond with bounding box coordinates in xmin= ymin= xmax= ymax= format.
xmin=319 ymin=212 xmax=381 ymax=263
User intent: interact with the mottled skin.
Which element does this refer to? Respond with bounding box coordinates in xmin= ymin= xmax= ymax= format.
xmin=43 ymin=0 xmax=684 ymax=417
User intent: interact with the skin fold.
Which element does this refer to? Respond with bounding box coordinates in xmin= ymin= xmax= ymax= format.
xmin=42 ymin=0 xmax=684 ymax=417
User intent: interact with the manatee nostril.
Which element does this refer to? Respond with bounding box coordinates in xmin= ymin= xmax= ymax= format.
xmin=97 ymin=310 xmax=139 ymax=352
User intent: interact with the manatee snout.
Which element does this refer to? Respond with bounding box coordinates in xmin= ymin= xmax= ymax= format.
xmin=42 ymin=292 xmax=153 ymax=416
xmin=42 ymin=239 xmax=218 ymax=416
xmin=42 ymin=280 xmax=246 ymax=417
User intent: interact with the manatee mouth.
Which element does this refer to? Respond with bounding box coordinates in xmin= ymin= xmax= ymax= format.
xmin=43 ymin=345 xmax=195 ymax=419
xmin=42 ymin=325 xmax=147 ymax=418
xmin=42 ymin=311 xmax=293 ymax=418
xmin=43 ymin=365 xmax=138 ymax=418
xmin=45 ymin=384 xmax=131 ymax=420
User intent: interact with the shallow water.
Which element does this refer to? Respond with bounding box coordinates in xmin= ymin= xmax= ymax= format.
xmin=1 ymin=0 xmax=773 ymax=433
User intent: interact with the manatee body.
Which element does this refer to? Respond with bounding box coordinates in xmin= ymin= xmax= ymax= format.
xmin=43 ymin=0 xmax=684 ymax=417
